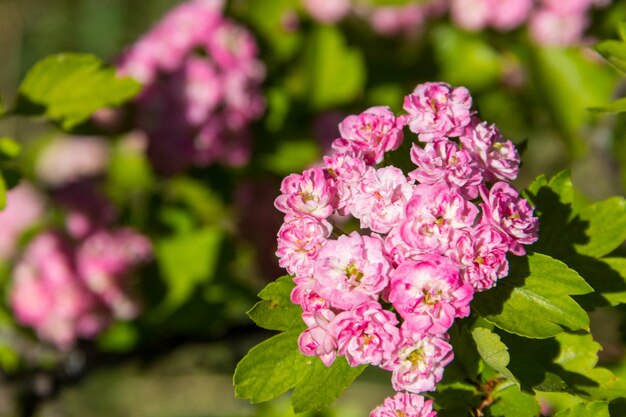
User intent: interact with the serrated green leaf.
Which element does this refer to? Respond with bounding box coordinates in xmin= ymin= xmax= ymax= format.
xmin=247 ymin=276 xmax=304 ymax=332
xmin=473 ymin=253 xmax=592 ymax=338
xmin=156 ymin=227 xmax=223 ymax=312
xmin=555 ymin=401 xmax=609 ymax=417
xmin=16 ymin=53 xmax=140 ymax=129
xmin=234 ymin=330 xmax=311 ymax=403
xmin=471 ymin=327 xmax=515 ymax=381
xmin=0 ymin=138 xmax=21 ymax=160
xmin=490 ymin=384 xmax=541 ymax=417
xmin=304 ymin=26 xmax=365 ymax=110
xmin=448 ymin=323 xmax=480 ymax=380
xmin=292 ymin=356 xmax=365 ymax=412
xmin=574 ymin=197 xmax=626 ymax=258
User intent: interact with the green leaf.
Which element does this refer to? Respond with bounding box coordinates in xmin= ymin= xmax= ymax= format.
xmin=473 ymin=253 xmax=592 ymax=338
xmin=471 ymin=327 xmax=515 ymax=381
xmin=432 ymin=25 xmax=502 ymax=90
xmin=555 ymin=401 xmax=609 ymax=417
xmin=530 ymin=46 xmax=616 ymax=156
xmin=156 ymin=227 xmax=223 ymax=312
xmin=303 ymin=26 xmax=365 ymax=110
xmin=261 ymin=139 xmax=321 ymax=175
xmin=292 ymin=357 xmax=366 ymax=412
xmin=595 ymin=39 xmax=626 ymax=75
xmin=588 ymin=96 xmax=626 ymax=113
xmin=234 ymin=330 xmax=311 ymax=403
xmin=16 ymin=53 xmax=140 ymax=129
xmin=574 ymin=197 xmax=626 ymax=258
xmin=247 ymin=276 xmax=304 ymax=332
xmin=490 ymin=384 xmax=541 ymax=417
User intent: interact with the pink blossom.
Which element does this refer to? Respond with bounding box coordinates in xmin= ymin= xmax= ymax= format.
xmin=450 ymin=0 xmax=532 ymax=31
xmin=76 ymin=229 xmax=152 ymax=319
xmin=541 ymin=0 xmax=595 ymax=15
xmin=399 ymin=183 xmax=478 ymax=255
xmin=348 ymin=166 xmax=414 ymax=234
xmin=291 ymin=275 xmax=330 ymax=312
xmin=301 ymin=0 xmax=352 ymax=24
xmin=386 ymin=329 xmax=454 ymax=393
xmin=275 ymin=167 xmax=336 ymax=218
xmin=334 ymin=106 xmax=405 ymax=165
xmin=480 ymin=182 xmax=539 ymax=255
xmin=0 ymin=183 xmax=45 ymax=260
xmin=331 ymin=301 xmax=400 ymax=367
xmin=35 ymin=137 xmax=110 ymax=187
xmin=449 ymin=0 xmax=491 ymax=31
xmin=403 ymin=82 xmax=473 ymax=141
xmin=388 ymin=256 xmax=473 ymax=334
xmin=370 ymin=392 xmax=437 ymax=417
xmin=449 ymin=225 xmax=510 ymax=291
xmin=298 ymin=308 xmax=338 ymax=366
xmin=409 ymin=140 xmax=482 ymax=198
xmin=367 ymin=5 xmax=426 ymax=37
xmin=324 ymin=152 xmax=368 ymax=214
xmin=460 ymin=118 xmax=520 ymax=182
xmin=276 ymin=215 xmax=333 ymax=277
xmin=10 ymin=232 xmax=108 ymax=350
xmin=183 ymin=57 xmax=223 ymax=125
xmin=490 ymin=0 xmax=533 ymax=31
xmin=314 ymin=232 xmax=391 ymax=310
xmin=528 ymin=9 xmax=588 ymax=47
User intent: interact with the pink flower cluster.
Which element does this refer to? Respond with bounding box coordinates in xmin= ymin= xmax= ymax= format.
xmin=274 ymin=82 xmax=538 ymax=416
xmin=302 ymin=0 xmax=610 ymax=45
xmin=10 ymin=228 xmax=151 ymax=350
xmin=117 ymin=0 xmax=265 ymax=174
xmin=7 ymin=181 xmax=152 ymax=350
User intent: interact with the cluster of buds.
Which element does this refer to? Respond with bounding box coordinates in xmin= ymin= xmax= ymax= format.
xmin=302 ymin=0 xmax=609 ymax=46
xmin=274 ymin=82 xmax=538 ymax=416
xmin=117 ymin=0 xmax=265 ymax=174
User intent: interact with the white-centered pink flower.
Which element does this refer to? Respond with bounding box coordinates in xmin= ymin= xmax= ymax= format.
xmin=480 ymin=182 xmax=539 ymax=255
xmin=331 ymin=301 xmax=400 ymax=367
xmin=370 ymin=392 xmax=437 ymax=417
xmin=459 ymin=118 xmax=520 ymax=182
xmin=276 ymin=215 xmax=333 ymax=278
xmin=409 ymin=139 xmax=482 ymax=198
xmin=403 ymin=82 xmax=473 ymax=142
xmin=324 ymin=152 xmax=368 ymax=214
xmin=386 ymin=329 xmax=454 ymax=393
xmin=334 ymin=106 xmax=406 ymax=165
xmin=298 ymin=308 xmax=338 ymax=366
xmin=399 ymin=183 xmax=479 ymax=255
xmin=388 ymin=256 xmax=473 ymax=335
xmin=449 ymin=224 xmax=510 ymax=291
xmin=314 ymin=232 xmax=391 ymax=310
xmin=275 ymin=167 xmax=336 ymax=218
xmin=291 ymin=275 xmax=330 ymax=312
xmin=349 ymin=166 xmax=414 ymax=234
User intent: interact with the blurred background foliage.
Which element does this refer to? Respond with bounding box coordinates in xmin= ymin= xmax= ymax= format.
xmin=1 ymin=0 xmax=626 ymax=416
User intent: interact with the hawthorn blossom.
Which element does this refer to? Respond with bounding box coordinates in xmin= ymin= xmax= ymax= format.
xmin=403 ymin=82 xmax=473 ymax=141
xmin=388 ymin=256 xmax=473 ymax=334
xmin=324 ymin=152 xmax=368 ymax=213
xmin=348 ymin=166 xmax=414 ymax=234
xmin=291 ymin=275 xmax=330 ymax=312
xmin=370 ymin=392 xmax=437 ymax=417
xmin=332 ymin=301 xmax=400 ymax=367
xmin=480 ymin=182 xmax=539 ymax=255
xmin=276 ymin=215 xmax=333 ymax=277
xmin=314 ymin=232 xmax=391 ymax=310
xmin=0 ymin=183 xmax=45 ymax=261
xmin=386 ymin=329 xmax=454 ymax=393
xmin=449 ymin=225 xmax=510 ymax=291
xmin=333 ymin=106 xmax=405 ymax=165
xmin=399 ymin=183 xmax=478 ymax=255
xmin=302 ymin=0 xmax=351 ymax=23
xmin=459 ymin=118 xmax=520 ymax=182
xmin=274 ymin=167 xmax=336 ymax=218
xmin=299 ymin=308 xmax=338 ymax=366
xmin=409 ymin=139 xmax=482 ymax=197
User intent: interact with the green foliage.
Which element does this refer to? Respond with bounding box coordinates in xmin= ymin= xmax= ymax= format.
xmin=490 ymin=384 xmax=541 ymax=417
xmin=555 ymin=401 xmax=609 ymax=417
xmin=471 ymin=327 xmax=515 ymax=381
xmin=247 ymin=276 xmax=304 ymax=332
xmin=0 ymin=137 xmax=22 ymax=209
xmin=156 ymin=226 xmax=223 ymax=313
xmin=300 ymin=26 xmax=366 ymax=110
xmin=473 ymin=253 xmax=592 ymax=338
xmin=15 ymin=53 xmax=140 ymax=129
